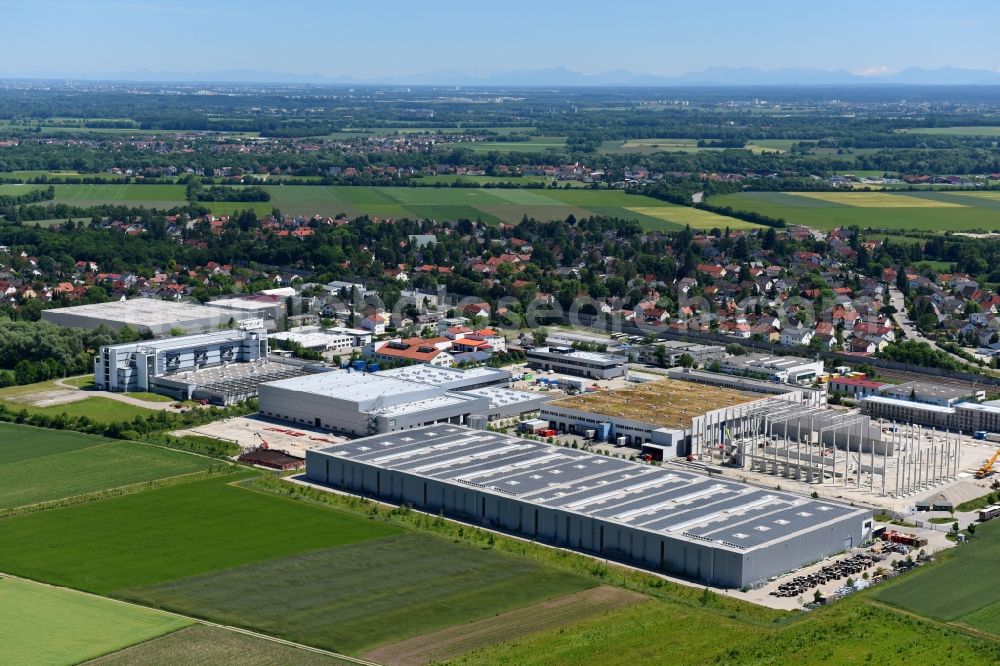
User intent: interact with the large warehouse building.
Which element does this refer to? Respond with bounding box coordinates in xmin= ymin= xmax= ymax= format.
xmin=306 ymin=425 xmax=872 ymax=588
xmin=42 ymin=299 xmax=256 ymax=336
xmin=259 ymin=371 xmax=488 ymax=435
xmin=259 ymin=367 xmax=544 ymax=435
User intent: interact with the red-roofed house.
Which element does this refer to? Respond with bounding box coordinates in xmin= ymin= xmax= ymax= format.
xmin=829 ymin=376 xmax=886 ymax=400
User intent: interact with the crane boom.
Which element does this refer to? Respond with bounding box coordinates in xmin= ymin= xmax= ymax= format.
xmin=976 ymin=447 xmax=1000 ymax=479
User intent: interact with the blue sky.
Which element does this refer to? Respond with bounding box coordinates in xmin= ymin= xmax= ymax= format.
xmin=2 ymin=0 xmax=999 ymax=79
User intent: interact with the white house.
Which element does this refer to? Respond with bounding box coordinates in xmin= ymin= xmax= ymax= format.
xmin=780 ymin=322 xmax=815 ymax=348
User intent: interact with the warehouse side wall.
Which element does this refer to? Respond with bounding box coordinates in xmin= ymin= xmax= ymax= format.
xmin=306 ymin=450 xmax=760 ymax=587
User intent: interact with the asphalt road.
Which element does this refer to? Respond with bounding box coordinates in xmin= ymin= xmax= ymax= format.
xmin=887 ymin=286 xmax=988 ymax=367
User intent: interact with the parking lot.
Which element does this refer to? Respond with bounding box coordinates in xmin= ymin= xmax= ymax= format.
xmin=737 ymin=526 xmax=952 ymax=609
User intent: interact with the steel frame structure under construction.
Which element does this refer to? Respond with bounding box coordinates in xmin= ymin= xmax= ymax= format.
xmin=881 ymin=422 xmax=962 ymax=498
xmin=692 ymin=401 xmax=960 ymax=497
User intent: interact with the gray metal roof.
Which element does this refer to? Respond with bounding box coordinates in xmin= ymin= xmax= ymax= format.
xmin=317 ymin=425 xmax=866 ymax=553
xmin=378 ymin=365 xmax=510 ymax=389
xmin=44 ymin=299 xmax=238 ymax=327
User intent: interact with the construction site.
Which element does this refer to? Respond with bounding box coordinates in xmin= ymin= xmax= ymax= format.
xmin=530 ymin=375 xmax=987 ymax=507
xmin=690 ymin=398 xmax=989 ymax=506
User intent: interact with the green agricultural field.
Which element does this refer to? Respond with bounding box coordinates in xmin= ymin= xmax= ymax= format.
xmin=599 ymin=138 xmax=707 ymax=154
xmin=0 ymin=425 xmax=213 ymax=510
xmin=201 ymin=201 xmax=275 ymax=217
xmin=874 ymin=520 xmax=1000 ymax=637
xmin=904 ymin=126 xmax=1000 ymax=137
xmin=0 ymin=184 xmax=47 ymax=195
xmin=210 ymin=185 xmax=722 ymax=229
xmin=455 ymin=136 xmax=566 ymax=153
xmin=0 ymin=576 xmax=190 ymax=666
xmin=0 ymin=395 xmax=158 ymax=423
xmin=0 ymin=472 xmax=398 ymax=593
xmin=0 ymin=421 xmax=107 ymax=463
xmin=413 ymin=175 xmax=552 ymax=186
xmin=84 ymin=625 xmax=354 ymax=666
xmin=448 ymin=594 xmax=1000 ymax=666
xmin=124 ymin=532 xmax=592 ymax=654
xmin=21 ymin=181 xmax=751 ymax=230
xmin=599 ymin=138 xmax=792 ymax=155
xmin=709 ymin=190 xmax=1000 ymax=232
xmin=51 ymin=183 xmax=187 ymax=208
xmin=3 ymin=169 xmax=127 ymax=182
xmin=626 ymin=206 xmax=761 ymax=230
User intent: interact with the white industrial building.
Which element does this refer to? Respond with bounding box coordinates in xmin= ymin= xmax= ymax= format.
xmin=377 ymin=365 xmax=511 ymax=390
xmin=718 ymin=353 xmax=823 ymax=385
xmin=259 ymin=371 xmax=489 ymax=435
xmin=209 ymin=294 xmax=287 ymax=331
xmin=258 ymin=365 xmax=545 ymax=436
xmin=93 ymin=326 xmax=310 ymax=405
xmin=270 ymin=326 xmax=372 ymax=354
xmin=42 ymin=299 xmax=253 ymax=336
xmin=306 ymin=425 xmax=872 ymax=588
xmin=862 ymin=394 xmax=1000 ymax=433
xmin=526 ymin=346 xmax=628 ymax=380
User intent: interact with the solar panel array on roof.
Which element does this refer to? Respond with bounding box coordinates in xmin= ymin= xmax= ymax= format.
xmin=321 ymin=425 xmax=859 ymax=552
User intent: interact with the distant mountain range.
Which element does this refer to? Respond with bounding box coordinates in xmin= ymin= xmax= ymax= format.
xmin=8 ymin=65 xmax=1000 ymax=86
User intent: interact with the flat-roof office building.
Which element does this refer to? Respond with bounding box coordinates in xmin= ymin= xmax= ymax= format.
xmin=526 ymin=346 xmax=628 ymax=380
xmin=306 ymin=426 xmax=872 ymax=588
xmin=862 ymin=395 xmax=1000 ymax=433
xmin=95 ymin=328 xmax=268 ymax=393
xmin=93 ymin=327 xmax=304 ymax=404
xmin=719 ymin=354 xmax=824 ymax=385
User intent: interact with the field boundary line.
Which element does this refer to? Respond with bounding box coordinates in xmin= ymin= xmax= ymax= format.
xmin=865 ymin=599 xmax=1000 ymax=643
xmin=0 ymin=571 xmax=382 ymax=666
xmin=0 ymin=468 xmax=228 ymax=520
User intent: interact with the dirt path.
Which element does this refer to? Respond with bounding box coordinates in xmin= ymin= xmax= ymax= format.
xmin=48 ymin=377 xmax=178 ymax=411
xmin=363 ymin=586 xmax=646 ymax=666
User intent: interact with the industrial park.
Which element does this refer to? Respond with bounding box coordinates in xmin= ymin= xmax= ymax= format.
xmin=8 ymin=8 xmax=1000 ymax=663
xmin=34 ymin=296 xmax=1000 ymax=596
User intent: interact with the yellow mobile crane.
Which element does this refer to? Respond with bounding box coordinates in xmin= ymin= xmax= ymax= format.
xmin=976 ymin=448 xmax=1000 ymax=479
